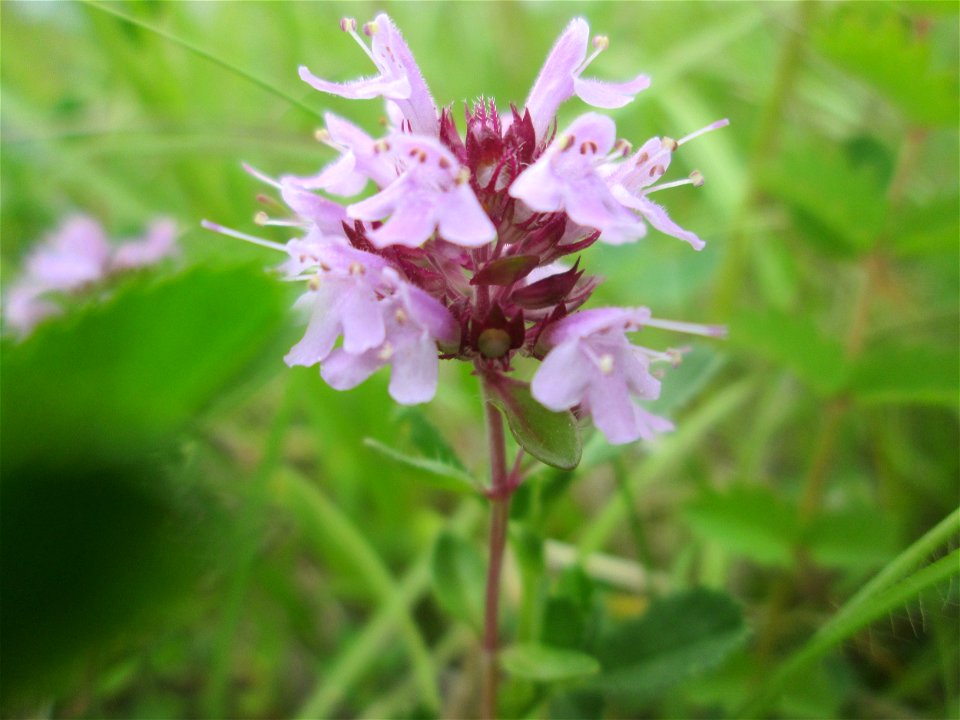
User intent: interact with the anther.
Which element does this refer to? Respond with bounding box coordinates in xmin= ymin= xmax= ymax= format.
xmin=377 ymin=341 xmax=394 ymax=361
xmin=308 ymin=276 xmax=321 ymax=291
xmin=408 ymin=147 xmax=427 ymax=163
xmin=254 ymin=211 xmax=269 ymax=226
xmin=373 ymin=139 xmax=391 ymax=154
xmin=614 ymin=138 xmax=632 ymax=157
xmin=579 ymin=140 xmax=599 ymax=155
xmin=592 ymin=35 xmax=609 ymax=51
xmin=394 ymin=308 xmax=408 ymax=324
xmin=636 ymin=152 xmax=649 ymax=166
xmin=438 ymin=156 xmax=451 ymax=170
xmin=314 ymin=128 xmax=331 ymax=143
xmin=557 ymin=134 xmax=575 ymax=152
xmin=662 ymin=137 xmax=679 ymax=152
xmin=689 ymin=170 xmax=705 ymax=187
xmin=455 ymin=167 xmax=471 ymax=185
xmin=339 ymin=17 xmax=358 ymax=32
xmin=348 ymin=262 xmax=365 ymax=276
xmin=598 ymin=354 xmax=615 ymax=375
xmin=362 ymin=20 xmax=379 ymax=36
xmin=319 ymin=262 xmax=331 ymax=272
xmin=649 ymin=164 xmax=664 ymax=177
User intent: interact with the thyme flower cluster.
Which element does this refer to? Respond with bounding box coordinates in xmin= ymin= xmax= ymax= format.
xmin=205 ymin=14 xmax=726 ymax=445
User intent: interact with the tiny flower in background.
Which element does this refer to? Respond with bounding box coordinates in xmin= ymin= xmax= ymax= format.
xmin=204 ymin=13 xmax=727 ymax=442
xmin=3 ymin=215 xmax=179 ymax=338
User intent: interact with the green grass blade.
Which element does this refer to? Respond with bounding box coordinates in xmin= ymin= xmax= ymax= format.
xmin=82 ymin=1 xmax=321 ymax=120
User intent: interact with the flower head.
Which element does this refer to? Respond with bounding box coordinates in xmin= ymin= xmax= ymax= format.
xmin=204 ymin=14 xmax=726 ymax=434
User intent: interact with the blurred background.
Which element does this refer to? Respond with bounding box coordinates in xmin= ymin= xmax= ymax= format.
xmin=1 ymin=2 xmax=957 ymax=718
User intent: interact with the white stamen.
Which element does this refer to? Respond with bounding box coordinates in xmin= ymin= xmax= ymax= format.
xmin=241 ymin=162 xmax=281 ymax=189
xmin=644 ymin=172 xmax=704 ymax=195
xmin=377 ymin=341 xmax=394 ymax=361
xmin=340 ymin=18 xmax=378 ymax=66
xmin=255 ymin=212 xmax=308 ymax=229
xmin=644 ymin=317 xmax=727 ymax=338
xmin=577 ymin=35 xmax=608 ymax=75
xmin=598 ymin=353 xmax=615 ymax=375
xmin=200 ymin=220 xmax=287 ymax=252
xmin=678 ymin=118 xmax=730 ymax=146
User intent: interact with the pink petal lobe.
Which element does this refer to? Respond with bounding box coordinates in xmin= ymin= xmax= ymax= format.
xmin=531 ymin=340 xmax=593 ymax=411
xmin=388 ymin=333 xmax=439 ymax=404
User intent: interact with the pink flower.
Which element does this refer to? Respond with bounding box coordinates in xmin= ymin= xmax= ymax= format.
xmin=320 ymin=270 xmax=458 ymax=404
xmin=524 ymin=18 xmax=650 ymax=141
xmin=26 ymin=215 xmax=110 ymax=292
xmin=299 ymin=14 xmax=438 ymax=136
xmin=531 ymin=308 xmax=668 ymax=444
xmin=111 ymin=218 xmax=179 ymax=271
xmin=347 ymin=134 xmax=496 ymax=248
xmin=509 ymin=113 xmax=646 ymax=244
xmin=286 ymin=112 xmax=396 ymax=195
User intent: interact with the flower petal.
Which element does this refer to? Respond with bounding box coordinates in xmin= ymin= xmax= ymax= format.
xmin=320 ymin=347 xmax=384 ymax=390
xmin=341 ymin=285 xmax=386 ymax=354
xmin=586 ymin=374 xmax=640 ymax=444
xmin=531 ymin=340 xmax=593 ymax=411
xmin=435 ymin=185 xmax=497 ymax=247
xmin=632 ymin=195 xmax=705 ymax=250
xmin=573 ymin=73 xmax=650 ymax=109
xmin=389 ymin=332 xmax=439 ymax=404
xmin=283 ymin=285 xmax=342 ymax=367
xmin=367 ymin=194 xmax=438 ymax=248
xmin=298 ymin=65 xmax=412 ymax=101
xmin=524 ymin=18 xmax=588 ymax=139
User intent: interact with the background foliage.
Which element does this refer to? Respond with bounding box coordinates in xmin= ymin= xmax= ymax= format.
xmin=2 ymin=2 xmax=958 ymax=718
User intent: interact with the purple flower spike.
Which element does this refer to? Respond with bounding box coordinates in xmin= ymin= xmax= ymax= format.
xmin=525 ymin=18 xmax=650 ymax=140
xmin=509 ymin=113 xmax=646 ymax=244
xmin=348 ymin=134 xmax=496 ymax=249
xmin=321 ymin=273 xmax=458 ymax=405
xmin=299 ymin=14 xmax=438 ymax=136
xmin=531 ymin=307 xmax=671 ymax=445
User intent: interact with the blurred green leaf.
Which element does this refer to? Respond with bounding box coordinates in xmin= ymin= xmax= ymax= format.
xmin=851 ymin=342 xmax=959 ymax=406
xmin=730 ymin=310 xmax=849 ymax=396
xmin=588 ymin=589 xmax=748 ymax=704
xmin=362 ymin=438 xmax=480 ymax=494
xmin=889 ymin=196 xmax=960 ymax=256
xmin=1 ymin=266 xmax=287 ymax=469
xmin=502 ymin=643 xmax=601 ymax=683
xmin=814 ymin=6 xmax=959 ymax=126
xmin=430 ymin=532 xmax=485 ymax=630
xmin=685 ymin=486 xmax=798 ymax=567
xmin=761 ymin=138 xmax=887 ymax=258
xmin=804 ymin=506 xmax=900 ymax=570
xmin=485 ymin=376 xmax=582 ymax=470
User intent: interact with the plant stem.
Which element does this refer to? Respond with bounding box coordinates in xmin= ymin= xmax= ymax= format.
xmin=481 ymin=391 xmax=510 ymax=720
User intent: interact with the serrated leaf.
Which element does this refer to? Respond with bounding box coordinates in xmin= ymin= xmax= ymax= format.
xmin=485 ymin=377 xmax=581 ymax=470
xmin=685 ymin=486 xmax=798 ymax=567
xmin=430 ymin=533 xmax=485 ymax=629
xmin=730 ymin=310 xmax=849 ymax=396
xmin=471 ymin=254 xmax=540 ymax=286
xmin=502 ymin=644 xmax=601 ymax=683
xmin=850 ymin=343 xmax=959 ymax=407
xmin=588 ymin=589 xmax=747 ymax=704
xmin=362 ymin=438 xmax=480 ymax=494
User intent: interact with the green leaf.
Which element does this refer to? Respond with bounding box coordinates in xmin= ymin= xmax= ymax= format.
xmin=850 ymin=343 xmax=959 ymax=407
xmin=804 ymin=506 xmax=900 ymax=570
xmin=588 ymin=588 xmax=748 ymax=703
xmin=814 ymin=5 xmax=959 ymax=126
xmin=395 ymin=407 xmax=469 ymax=473
xmin=760 ymin=137 xmax=887 ymax=258
xmin=730 ymin=310 xmax=849 ymax=396
xmin=1 ymin=266 xmax=286 ymax=469
xmin=430 ymin=532 xmax=485 ymax=630
xmin=362 ymin=439 xmax=480 ymax=494
xmin=501 ymin=644 xmax=601 ymax=683
xmin=471 ymin=254 xmax=540 ymax=286
xmin=485 ymin=376 xmax=582 ymax=470
xmin=685 ymin=486 xmax=798 ymax=567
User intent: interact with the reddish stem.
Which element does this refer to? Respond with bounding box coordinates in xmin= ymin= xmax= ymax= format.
xmin=481 ymin=388 xmax=510 ymax=720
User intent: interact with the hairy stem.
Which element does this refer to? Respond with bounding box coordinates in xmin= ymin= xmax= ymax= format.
xmin=481 ymin=390 xmax=510 ymax=720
